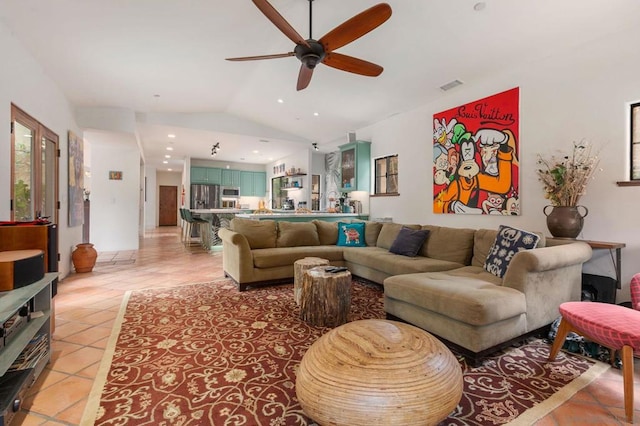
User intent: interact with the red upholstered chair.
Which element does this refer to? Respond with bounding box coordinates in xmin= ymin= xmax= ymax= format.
xmin=549 ymin=273 xmax=640 ymax=423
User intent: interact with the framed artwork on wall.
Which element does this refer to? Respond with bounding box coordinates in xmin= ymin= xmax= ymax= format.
xmin=68 ymin=131 xmax=84 ymax=227
xmin=432 ymin=87 xmax=520 ymax=215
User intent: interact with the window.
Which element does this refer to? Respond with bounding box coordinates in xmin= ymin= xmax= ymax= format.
xmin=11 ymin=104 xmax=59 ymax=222
xmin=374 ymin=154 xmax=398 ymax=195
xmin=631 ymin=102 xmax=640 ymax=180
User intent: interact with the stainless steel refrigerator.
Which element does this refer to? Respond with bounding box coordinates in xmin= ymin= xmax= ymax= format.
xmin=191 ymin=184 xmax=221 ymax=209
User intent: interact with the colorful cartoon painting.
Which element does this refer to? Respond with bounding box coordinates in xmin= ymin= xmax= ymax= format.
xmin=433 ymin=87 xmax=520 ymax=215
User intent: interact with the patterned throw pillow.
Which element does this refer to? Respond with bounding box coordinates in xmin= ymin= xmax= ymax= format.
xmin=336 ymin=222 xmax=366 ymax=247
xmin=484 ymin=225 xmax=540 ymax=278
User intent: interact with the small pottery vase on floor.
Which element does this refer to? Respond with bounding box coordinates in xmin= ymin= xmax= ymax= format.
xmin=544 ymin=205 xmax=588 ymax=238
xmin=72 ymin=243 xmax=98 ymax=273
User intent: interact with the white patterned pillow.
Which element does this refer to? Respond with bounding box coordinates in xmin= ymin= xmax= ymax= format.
xmin=484 ymin=225 xmax=540 ymax=278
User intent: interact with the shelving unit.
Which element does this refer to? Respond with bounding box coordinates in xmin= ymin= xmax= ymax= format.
xmin=0 ymin=273 xmax=54 ymax=423
xmin=279 ymin=173 xmax=306 ymax=190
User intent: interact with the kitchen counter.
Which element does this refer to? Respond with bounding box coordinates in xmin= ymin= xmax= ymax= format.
xmin=191 ymin=209 xmax=251 ymax=214
xmin=234 ymin=212 xmax=368 ymax=222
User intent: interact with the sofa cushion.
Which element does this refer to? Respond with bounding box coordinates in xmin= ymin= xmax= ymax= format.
xmin=343 ymin=247 xmax=463 ymax=275
xmin=383 ymin=267 xmax=526 ymax=326
xmin=419 ymin=225 xmax=475 ymax=265
xmin=252 ymin=246 xmax=344 ymax=269
xmin=337 ymin=222 xmax=366 ymax=247
xmin=276 ymin=221 xmax=320 ymax=247
xmin=230 ymin=218 xmax=277 ymax=249
xmin=313 ymin=220 xmax=338 ymax=245
xmin=484 ymin=225 xmax=540 ymax=278
xmin=389 ymin=227 xmax=430 ymax=257
xmin=376 ymin=223 xmax=421 ymax=250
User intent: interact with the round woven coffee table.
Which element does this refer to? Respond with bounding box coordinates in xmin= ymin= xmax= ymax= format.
xmin=296 ymin=319 xmax=463 ymax=426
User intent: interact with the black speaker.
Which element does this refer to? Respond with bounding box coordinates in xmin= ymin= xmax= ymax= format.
xmin=581 ymin=273 xmax=616 ymax=304
xmin=47 ymin=224 xmax=59 ymax=297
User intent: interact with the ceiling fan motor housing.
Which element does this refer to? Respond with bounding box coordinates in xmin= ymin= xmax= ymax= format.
xmin=295 ymin=39 xmax=325 ymax=69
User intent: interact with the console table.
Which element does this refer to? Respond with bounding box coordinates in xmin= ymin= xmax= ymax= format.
xmin=549 ymin=238 xmax=625 ymax=303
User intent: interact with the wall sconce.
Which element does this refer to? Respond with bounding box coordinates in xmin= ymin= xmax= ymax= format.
xmin=211 ymin=142 xmax=220 ymax=157
xmin=312 ymin=142 xmax=319 ymax=151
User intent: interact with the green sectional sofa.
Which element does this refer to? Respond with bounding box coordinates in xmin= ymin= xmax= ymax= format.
xmin=218 ymin=218 xmax=592 ymax=364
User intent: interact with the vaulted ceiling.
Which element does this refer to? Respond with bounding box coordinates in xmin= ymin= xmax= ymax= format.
xmin=2 ymin=0 xmax=638 ymax=169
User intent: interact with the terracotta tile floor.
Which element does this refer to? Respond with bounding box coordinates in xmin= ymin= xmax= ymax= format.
xmin=11 ymin=227 xmax=640 ymax=425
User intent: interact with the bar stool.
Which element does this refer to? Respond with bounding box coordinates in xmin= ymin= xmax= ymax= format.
xmin=182 ymin=208 xmax=208 ymax=248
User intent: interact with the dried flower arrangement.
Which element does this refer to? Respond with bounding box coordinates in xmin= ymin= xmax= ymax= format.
xmin=536 ymin=141 xmax=601 ymax=206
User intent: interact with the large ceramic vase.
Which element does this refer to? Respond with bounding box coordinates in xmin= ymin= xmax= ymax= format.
xmin=543 ymin=205 xmax=588 ymax=238
xmin=72 ymin=243 xmax=98 ymax=273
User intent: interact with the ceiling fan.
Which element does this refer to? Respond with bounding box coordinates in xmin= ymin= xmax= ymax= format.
xmin=226 ymin=0 xmax=392 ymax=91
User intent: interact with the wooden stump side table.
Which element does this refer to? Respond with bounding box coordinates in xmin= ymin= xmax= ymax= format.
xmin=296 ymin=319 xmax=463 ymax=426
xmin=300 ymin=266 xmax=351 ymax=327
xmin=293 ymin=257 xmax=330 ymax=305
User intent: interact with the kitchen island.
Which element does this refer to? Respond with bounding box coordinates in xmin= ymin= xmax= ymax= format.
xmin=234 ymin=212 xmax=369 ymax=222
xmin=190 ymin=209 xmax=252 ymax=246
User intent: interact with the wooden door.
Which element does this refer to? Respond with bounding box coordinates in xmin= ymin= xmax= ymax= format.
xmin=159 ymin=185 xmax=178 ymax=226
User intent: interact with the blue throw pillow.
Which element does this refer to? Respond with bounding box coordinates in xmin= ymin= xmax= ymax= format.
xmin=389 ymin=227 xmax=430 ymax=257
xmin=336 ymin=222 xmax=366 ymax=247
xmin=484 ymin=225 xmax=540 ymax=278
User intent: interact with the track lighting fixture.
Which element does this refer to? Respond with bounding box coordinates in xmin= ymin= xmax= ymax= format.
xmin=211 ymin=142 xmax=220 ymax=157
xmin=312 ymin=142 xmax=319 ymax=151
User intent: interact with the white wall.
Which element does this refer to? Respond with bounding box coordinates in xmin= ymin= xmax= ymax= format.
xmin=358 ymin=25 xmax=640 ymax=300
xmin=266 ymin=149 xmax=312 ymax=208
xmin=89 ymin=142 xmax=141 ymax=251
xmin=0 ymin=22 xmax=82 ymax=278
xmin=144 ymin=166 xmax=157 ymax=229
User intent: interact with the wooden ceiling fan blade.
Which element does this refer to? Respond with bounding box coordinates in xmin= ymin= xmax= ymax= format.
xmin=226 ymin=52 xmax=295 ymax=61
xmin=322 ymin=52 xmax=383 ymax=77
xmin=319 ymin=3 xmax=392 ymax=52
xmin=297 ymin=65 xmax=314 ymax=91
xmin=252 ymin=0 xmax=310 ymax=48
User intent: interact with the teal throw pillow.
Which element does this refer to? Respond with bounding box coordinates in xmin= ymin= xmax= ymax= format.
xmin=336 ymin=222 xmax=366 ymax=247
xmin=484 ymin=225 xmax=540 ymax=278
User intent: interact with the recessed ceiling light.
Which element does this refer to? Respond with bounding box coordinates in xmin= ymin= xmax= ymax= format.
xmin=168 ymin=134 xmax=176 ymax=138
xmin=268 ymin=157 xmax=273 ymax=161
xmin=277 ymin=99 xmax=284 ymax=103
xmin=313 ymin=112 xmax=319 ymax=116
xmin=166 ymin=147 xmax=174 ymax=151
xmin=252 ymin=150 xmax=259 ymax=154
xmin=168 ymin=168 xmax=173 ymax=171
xmin=163 ymin=160 xmax=168 ymax=164
xmin=165 ymin=154 xmax=171 ymax=158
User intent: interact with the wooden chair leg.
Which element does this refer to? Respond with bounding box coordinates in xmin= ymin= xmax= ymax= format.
xmin=621 ymin=345 xmax=634 ymax=423
xmin=549 ymin=318 xmax=573 ymax=361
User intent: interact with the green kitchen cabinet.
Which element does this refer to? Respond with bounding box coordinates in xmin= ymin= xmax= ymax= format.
xmin=191 ymin=167 xmax=222 ymax=184
xmin=222 ymin=169 xmax=241 ymax=187
xmin=339 ymin=141 xmax=371 ymax=192
xmin=240 ymin=171 xmax=267 ymax=196
xmin=207 ymin=167 xmax=222 ymax=185
xmin=191 ymin=167 xmax=208 ymax=184
xmin=253 ymin=171 xmax=266 ymax=197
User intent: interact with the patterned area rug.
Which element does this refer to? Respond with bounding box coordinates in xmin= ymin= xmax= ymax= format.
xmin=82 ymin=279 xmax=609 ymax=426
